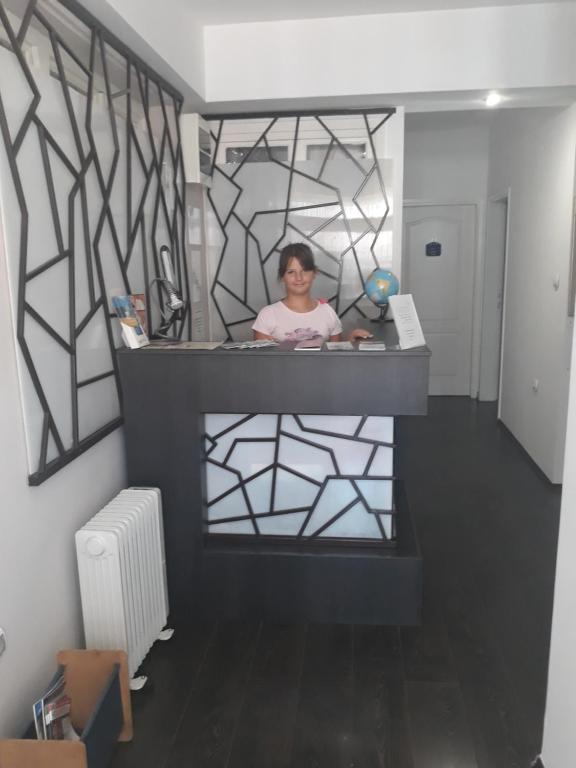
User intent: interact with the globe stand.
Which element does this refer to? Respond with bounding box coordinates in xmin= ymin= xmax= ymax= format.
xmin=370 ymin=303 xmax=390 ymax=323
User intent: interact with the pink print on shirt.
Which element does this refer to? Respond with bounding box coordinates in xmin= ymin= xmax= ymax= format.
xmin=284 ymin=328 xmax=323 ymax=341
xmin=251 ymin=301 xmax=343 ymax=342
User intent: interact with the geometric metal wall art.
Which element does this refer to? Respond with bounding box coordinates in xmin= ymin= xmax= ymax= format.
xmin=205 ymin=110 xmax=396 ymax=340
xmin=204 ymin=413 xmax=396 ymax=543
xmin=0 ymin=0 xmax=188 ymax=484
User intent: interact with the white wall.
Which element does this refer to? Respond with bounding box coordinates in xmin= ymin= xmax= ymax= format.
xmin=0 ymin=7 xmax=131 ymax=736
xmin=78 ymin=0 xmax=205 ymax=106
xmin=107 ymin=0 xmax=205 ymax=97
xmin=404 ymin=111 xmax=491 ymax=396
xmin=487 ymin=105 xmax=576 ymax=482
xmin=404 ymin=112 xmax=490 ymax=203
xmin=204 ymin=3 xmax=576 ymax=103
xmin=0 ymin=215 xmax=127 ymax=737
xmin=404 ymin=106 xmax=576 ymax=475
xmin=541 ymin=312 xmax=576 ymax=767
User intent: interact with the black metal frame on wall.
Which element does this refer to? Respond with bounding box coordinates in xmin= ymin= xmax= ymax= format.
xmin=205 ymin=108 xmax=395 ymax=340
xmin=0 ymin=0 xmax=188 ymax=485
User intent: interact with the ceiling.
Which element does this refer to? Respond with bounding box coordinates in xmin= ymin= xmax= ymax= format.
xmin=186 ymin=0 xmax=572 ymax=26
xmin=200 ymin=87 xmax=576 ymax=116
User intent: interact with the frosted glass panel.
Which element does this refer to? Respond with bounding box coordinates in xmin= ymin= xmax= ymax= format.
xmin=76 ymin=310 xmax=113 ymax=382
xmin=205 ymin=462 xmax=241 ymax=501
xmin=298 ymin=415 xmax=361 ymax=435
xmin=18 ymin=130 xmax=61 ymax=273
xmin=317 ymin=502 xmax=382 ymax=539
xmin=273 ymin=469 xmax=322 ymax=510
xmin=356 ymin=479 xmax=394 ymax=511
xmin=278 ymin=433 xmax=336 ymax=482
xmin=302 ymin=479 xmax=357 ymax=534
xmin=205 ymin=413 xmax=251 ymax=435
xmin=210 ymin=520 xmax=256 ymax=535
xmin=26 ymin=258 xmax=70 ymax=341
xmin=257 ymin=512 xmax=307 ymax=536
xmin=209 ymin=488 xmax=250 ymax=521
xmin=207 ymin=113 xmax=398 ymax=340
xmin=245 ymin=470 xmax=274 ymax=515
xmin=77 ymin=377 xmax=120 ymax=441
xmin=204 ymin=413 xmax=395 ymax=542
xmin=25 ymin=312 xmax=73 ymax=451
xmin=234 ymin=163 xmax=291 ymax=225
xmin=210 ymin=168 xmax=241 ymax=225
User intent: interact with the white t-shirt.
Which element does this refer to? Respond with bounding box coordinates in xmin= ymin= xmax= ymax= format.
xmin=252 ymin=300 xmax=343 ymax=342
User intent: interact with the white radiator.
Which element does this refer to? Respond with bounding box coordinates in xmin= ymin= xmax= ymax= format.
xmin=75 ymin=487 xmax=169 ymax=679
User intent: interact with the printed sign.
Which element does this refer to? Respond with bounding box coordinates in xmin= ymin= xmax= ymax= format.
xmin=425 ymin=241 xmax=442 ymax=257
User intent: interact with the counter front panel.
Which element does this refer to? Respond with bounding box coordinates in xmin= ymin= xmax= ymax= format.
xmin=117 ymin=342 xmax=429 ymax=623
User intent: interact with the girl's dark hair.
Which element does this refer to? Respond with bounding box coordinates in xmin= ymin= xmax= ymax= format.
xmin=278 ymin=243 xmax=316 ymax=279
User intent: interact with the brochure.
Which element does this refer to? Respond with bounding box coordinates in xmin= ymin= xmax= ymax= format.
xmin=388 ymin=294 xmax=426 ymax=350
xmin=129 ymin=294 xmax=147 ymax=333
xmin=33 ymin=672 xmax=79 ymax=741
xmin=112 ymin=295 xmax=149 ymax=349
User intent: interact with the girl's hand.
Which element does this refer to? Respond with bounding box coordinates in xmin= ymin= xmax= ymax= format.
xmin=347 ymin=328 xmax=373 ymax=341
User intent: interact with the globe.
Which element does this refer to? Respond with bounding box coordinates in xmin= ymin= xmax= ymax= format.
xmin=364 ymin=268 xmax=399 ymax=319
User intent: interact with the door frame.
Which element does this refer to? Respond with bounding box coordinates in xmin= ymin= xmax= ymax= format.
xmin=477 ymin=193 xmax=510 ymax=402
xmin=487 ymin=190 xmax=512 ymax=418
xmin=403 ymin=199 xmax=483 ymax=398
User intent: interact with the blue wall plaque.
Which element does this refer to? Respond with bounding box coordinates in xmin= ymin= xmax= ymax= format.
xmin=425 ymin=241 xmax=442 ymax=257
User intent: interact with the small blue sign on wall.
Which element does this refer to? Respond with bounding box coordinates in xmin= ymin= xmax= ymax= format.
xmin=425 ymin=241 xmax=442 ymax=257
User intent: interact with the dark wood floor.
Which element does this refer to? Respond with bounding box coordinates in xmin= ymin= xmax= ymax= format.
xmin=110 ymin=398 xmax=561 ymax=768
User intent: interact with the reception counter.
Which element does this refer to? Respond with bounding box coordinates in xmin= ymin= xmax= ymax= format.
xmin=117 ymin=333 xmax=430 ymax=624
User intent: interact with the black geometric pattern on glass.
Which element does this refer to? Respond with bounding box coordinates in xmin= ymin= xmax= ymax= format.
xmin=206 ymin=110 xmax=395 ymax=340
xmin=225 ymin=145 xmax=289 ymax=164
xmin=203 ymin=413 xmax=397 ymax=544
xmin=0 ymin=0 xmax=188 ymax=485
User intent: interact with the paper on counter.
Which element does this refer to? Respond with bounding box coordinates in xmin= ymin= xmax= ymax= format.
xmin=388 ymin=294 xmax=426 ymax=350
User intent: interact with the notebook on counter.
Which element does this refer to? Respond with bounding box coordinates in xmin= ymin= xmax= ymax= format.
xmin=295 ymin=339 xmax=322 ymax=350
xmin=221 ymin=340 xmax=278 ymax=349
xmin=325 ymin=341 xmax=353 ymax=351
xmin=358 ymin=341 xmax=387 ymax=351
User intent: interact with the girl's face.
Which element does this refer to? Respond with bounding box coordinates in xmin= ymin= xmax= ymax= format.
xmin=282 ymin=257 xmax=315 ymax=296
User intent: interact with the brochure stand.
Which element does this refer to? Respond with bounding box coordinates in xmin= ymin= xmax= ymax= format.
xmin=0 ymin=650 xmax=133 ymax=768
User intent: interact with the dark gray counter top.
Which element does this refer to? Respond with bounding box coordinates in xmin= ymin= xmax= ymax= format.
xmin=135 ymin=343 xmax=429 ymax=358
xmin=117 ymin=338 xmax=430 ymax=416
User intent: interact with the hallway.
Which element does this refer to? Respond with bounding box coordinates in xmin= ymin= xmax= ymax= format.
xmin=110 ymin=398 xmax=561 ymax=768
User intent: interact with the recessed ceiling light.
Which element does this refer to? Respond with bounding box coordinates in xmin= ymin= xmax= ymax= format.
xmin=485 ymin=92 xmax=503 ymax=108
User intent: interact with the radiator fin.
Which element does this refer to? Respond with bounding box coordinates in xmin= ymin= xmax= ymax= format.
xmin=75 ymin=487 xmax=169 ymax=678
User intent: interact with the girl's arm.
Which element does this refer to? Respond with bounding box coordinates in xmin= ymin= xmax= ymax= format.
xmin=347 ymin=328 xmax=373 ymax=341
xmin=327 ymin=306 xmax=371 ymax=342
xmin=253 ymin=329 xmax=275 ymax=340
xmin=252 ymin=306 xmax=275 ymax=340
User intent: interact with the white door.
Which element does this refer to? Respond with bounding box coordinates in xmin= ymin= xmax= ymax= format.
xmin=403 ymin=205 xmax=476 ymax=395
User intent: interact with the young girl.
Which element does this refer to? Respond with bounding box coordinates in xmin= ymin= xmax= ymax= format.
xmin=252 ymin=243 xmax=371 ymax=343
